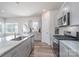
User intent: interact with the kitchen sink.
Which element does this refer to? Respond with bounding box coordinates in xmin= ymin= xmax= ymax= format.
xmin=11 ymin=36 xmax=26 ymax=41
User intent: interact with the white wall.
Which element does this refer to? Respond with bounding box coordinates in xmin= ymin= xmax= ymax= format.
xmin=49 ymin=10 xmax=58 ymax=34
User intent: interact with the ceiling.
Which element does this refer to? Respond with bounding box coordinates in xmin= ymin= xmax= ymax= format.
xmin=0 ymin=2 xmax=63 ymax=17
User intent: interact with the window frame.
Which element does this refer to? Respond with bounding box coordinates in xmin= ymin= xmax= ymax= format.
xmin=5 ymin=23 xmax=18 ymax=34
xmin=0 ymin=23 xmax=2 ymax=34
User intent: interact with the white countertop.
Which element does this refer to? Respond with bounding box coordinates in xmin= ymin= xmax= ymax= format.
xmin=0 ymin=33 xmax=34 ymax=56
xmin=60 ymin=40 xmax=79 ymax=55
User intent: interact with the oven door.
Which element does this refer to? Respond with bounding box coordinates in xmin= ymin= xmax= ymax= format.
xmin=53 ymin=39 xmax=59 ymax=57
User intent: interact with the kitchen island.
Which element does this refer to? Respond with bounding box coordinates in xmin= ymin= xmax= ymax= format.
xmin=0 ymin=33 xmax=34 ymax=57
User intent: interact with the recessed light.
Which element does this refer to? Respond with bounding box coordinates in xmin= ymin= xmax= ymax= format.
xmin=42 ymin=9 xmax=46 ymax=12
xmin=1 ymin=9 xmax=5 ymax=13
xmin=64 ymin=7 xmax=69 ymax=12
xmin=16 ymin=2 xmax=20 ymax=6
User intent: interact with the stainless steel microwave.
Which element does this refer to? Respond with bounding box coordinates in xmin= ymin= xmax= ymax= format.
xmin=58 ymin=12 xmax=70 ymax=27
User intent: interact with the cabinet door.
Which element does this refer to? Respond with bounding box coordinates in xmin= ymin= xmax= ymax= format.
xmin=31 ymin=35 xmax=34 ymax=49
xmin=3 ymin=48 xmax=18 ymax=57
xmin=25 ymin=38 xmax=32 ymax=56
xmin=14 ymin=38 xmax=31 ymax=57
xmin=14 ymin=38 xmax=32 ymax=57
xmin=69 ymin=49 xmax=78 ymax=57
xmin=18 ymin=39 xmax=30 ymax=57
xmin=3 ymin=40 xmax=29 ymax=57
xmin=60 ymin=42 xmax=69 ymax=57
xmin=16 ymin=44 xmax=26 ymax=57
xmin=30 ymin=35 xmax=34 ymax=44
xmin=3 ymin=37 xmax=32 ymax=57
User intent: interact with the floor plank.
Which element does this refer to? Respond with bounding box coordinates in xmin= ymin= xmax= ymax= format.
xmin=30 ymin=41 xmax=56 ymax=57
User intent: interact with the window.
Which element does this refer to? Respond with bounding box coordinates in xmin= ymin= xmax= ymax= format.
xmin=5 ymin=23 xmax=18 ymax=34
xmin=0 ymin=23 xmax=2 ymax=33
xmin=32 ymin=22 xmax=39 ymax=32
xmin=23 ymin=23 xmax=30 ymax=33
xmin=0 ymin=23 xmax=3 ymax=34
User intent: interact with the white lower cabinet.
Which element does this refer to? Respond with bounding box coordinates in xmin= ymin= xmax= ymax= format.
xmin=60 ymin=42 xmax=69 ymax=57
xmin=68 ymin=48 xmax=78 ymax=57
xmin=3 ymin=49 xmax=17 ymax=57
xmin=3 ymin=37 xmax=33 ymax=57
xmin=60 ymin=42 xmax=78 ymax=57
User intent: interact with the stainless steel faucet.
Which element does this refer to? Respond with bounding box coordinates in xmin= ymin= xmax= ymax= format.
xmin=14 ymin=32 xmax=16 ymax=39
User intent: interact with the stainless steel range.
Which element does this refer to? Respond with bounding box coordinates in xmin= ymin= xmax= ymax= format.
xmin=53 ymin=37 xmax=59 ymax=57
xmin=53 ymin=25 xmax=79 ymax=57
xmin=53 ymin=34 xmax=76 ymax=57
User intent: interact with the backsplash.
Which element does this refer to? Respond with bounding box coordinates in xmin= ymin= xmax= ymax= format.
xmin=59 ymin=27 xmax=66 ymax=35
xmin=59 ymin=26 xmax=79 ymax=37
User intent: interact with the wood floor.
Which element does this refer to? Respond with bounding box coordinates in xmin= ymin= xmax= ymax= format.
xmin=30 ymin=41 xmax=56 ymax=57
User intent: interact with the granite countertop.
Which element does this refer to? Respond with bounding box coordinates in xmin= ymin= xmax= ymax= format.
xmin=53 ymin=35 xmax=77 ymax=40
xmin=0 ymin=33 xmax=33 ymax=56
xmin=60 ymin=40 xmax=79 ymax=55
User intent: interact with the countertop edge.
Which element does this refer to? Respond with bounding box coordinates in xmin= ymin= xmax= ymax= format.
xmin=0 ymin=34 xmax=34 ymax=57
xmin=60 ymin=40 xmax=79 ymax=55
